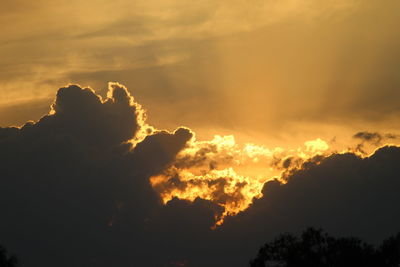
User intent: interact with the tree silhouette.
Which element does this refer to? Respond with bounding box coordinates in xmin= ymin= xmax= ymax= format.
xmin=378 ymin=232 xmax=400 ymax=266
xmin=0 ymin=245 xmax=17 ymax=267
xmin=250 ymin=228 xmax=400 ymax=267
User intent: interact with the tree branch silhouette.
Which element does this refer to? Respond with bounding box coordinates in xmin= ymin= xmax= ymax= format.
xmin=0 ymin=245 xmax=17 ymax=267
xmin=250 ymin=228 xmax=400 ymax=267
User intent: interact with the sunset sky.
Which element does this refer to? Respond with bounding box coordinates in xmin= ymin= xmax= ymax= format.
xmin=2 ymin=0 xmax=400 ymax=145
xmin=1 ymin=1 xmax=400 ymax=266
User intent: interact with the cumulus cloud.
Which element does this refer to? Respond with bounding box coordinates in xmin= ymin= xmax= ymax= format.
xmin=150 ymin=135 xmax=332 ymax=226
xmin=1 ymin=83 xmax=400 ymax=267
xmin=0 ymin=83 xmax=197 ymax=266
xmin=48 ymin=83 xmax=142 ymax=147
xmin=214 ymin=146 xmax=400 ymax=266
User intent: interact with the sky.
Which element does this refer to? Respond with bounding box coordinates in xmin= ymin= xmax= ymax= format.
xmin=2 ymin=0 xmax=400 ymax=145
xmin=1 ymin=1 xmax=400 ymax=266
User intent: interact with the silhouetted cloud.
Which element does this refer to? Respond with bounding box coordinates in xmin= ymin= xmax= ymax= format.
xmin=1 ymin=84 xmax=400 ymax=267
xmin=217 ymin=146 xmax=400 ymax=266
xmin=0 ymin=83 xmax=199 ymax=266
xmin=353 ymin=131 xmax=383 ymax=145
xmin=352 ymin=131 xmax=399 ymax=154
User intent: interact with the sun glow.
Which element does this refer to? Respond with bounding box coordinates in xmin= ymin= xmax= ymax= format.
xmin=150 ymin=134 xmax=331 ymax=227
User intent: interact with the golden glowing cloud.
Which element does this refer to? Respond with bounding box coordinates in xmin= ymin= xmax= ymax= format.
xmin=148 ymin=130 xmax=400 ymax=227
xmin=149 ymin=133 xmax=333 ymax=226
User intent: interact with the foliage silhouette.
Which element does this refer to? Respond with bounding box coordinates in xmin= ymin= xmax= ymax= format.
xmin=250 ymin=228 xmax=400 ymax=267
xmin=0 ymin=245 xmax=17 ymax=267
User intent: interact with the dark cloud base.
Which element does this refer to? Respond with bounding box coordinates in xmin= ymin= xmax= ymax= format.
xmin=1 ymin=84 xmax=400 ymax=267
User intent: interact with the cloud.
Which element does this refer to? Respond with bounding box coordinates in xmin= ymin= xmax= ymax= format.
xmin=149 ymin=135 xmax=332 ymax=226
xmin=216 ymin=145 xmax=400 ymax=265
xmin=1 ymin=83 xmax=400 ymax=267
xmin=352 ymin=131 xmax=399 ymax=154
xmin=47 ymin=83 xmax=141 ymax=147
xmin=0 ymin=83 xmax=198 ymax=266
xmin=353 ymin=131 xmax=383 ymax=144
xmin=0 ymin=0 xmax=362 ymax=132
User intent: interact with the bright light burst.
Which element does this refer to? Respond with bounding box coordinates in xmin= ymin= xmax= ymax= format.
xmin=150 ymin=134 xmax=331 ymax=227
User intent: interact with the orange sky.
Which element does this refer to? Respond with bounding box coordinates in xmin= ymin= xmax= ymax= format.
xmin=2 ymin=3 xmax=400 ymax=265
xmin=1 ymin=0 xmax=400 ymax=148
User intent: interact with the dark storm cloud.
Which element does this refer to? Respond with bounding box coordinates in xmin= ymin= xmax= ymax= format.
xmin=1 ymin=84 xmax=400 ymax=267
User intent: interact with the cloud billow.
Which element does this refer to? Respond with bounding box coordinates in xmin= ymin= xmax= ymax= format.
xmin=0 ymin=83 xmax=198 ymax=266
xmin=0 ymin=83 xmax=400 ymax=267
